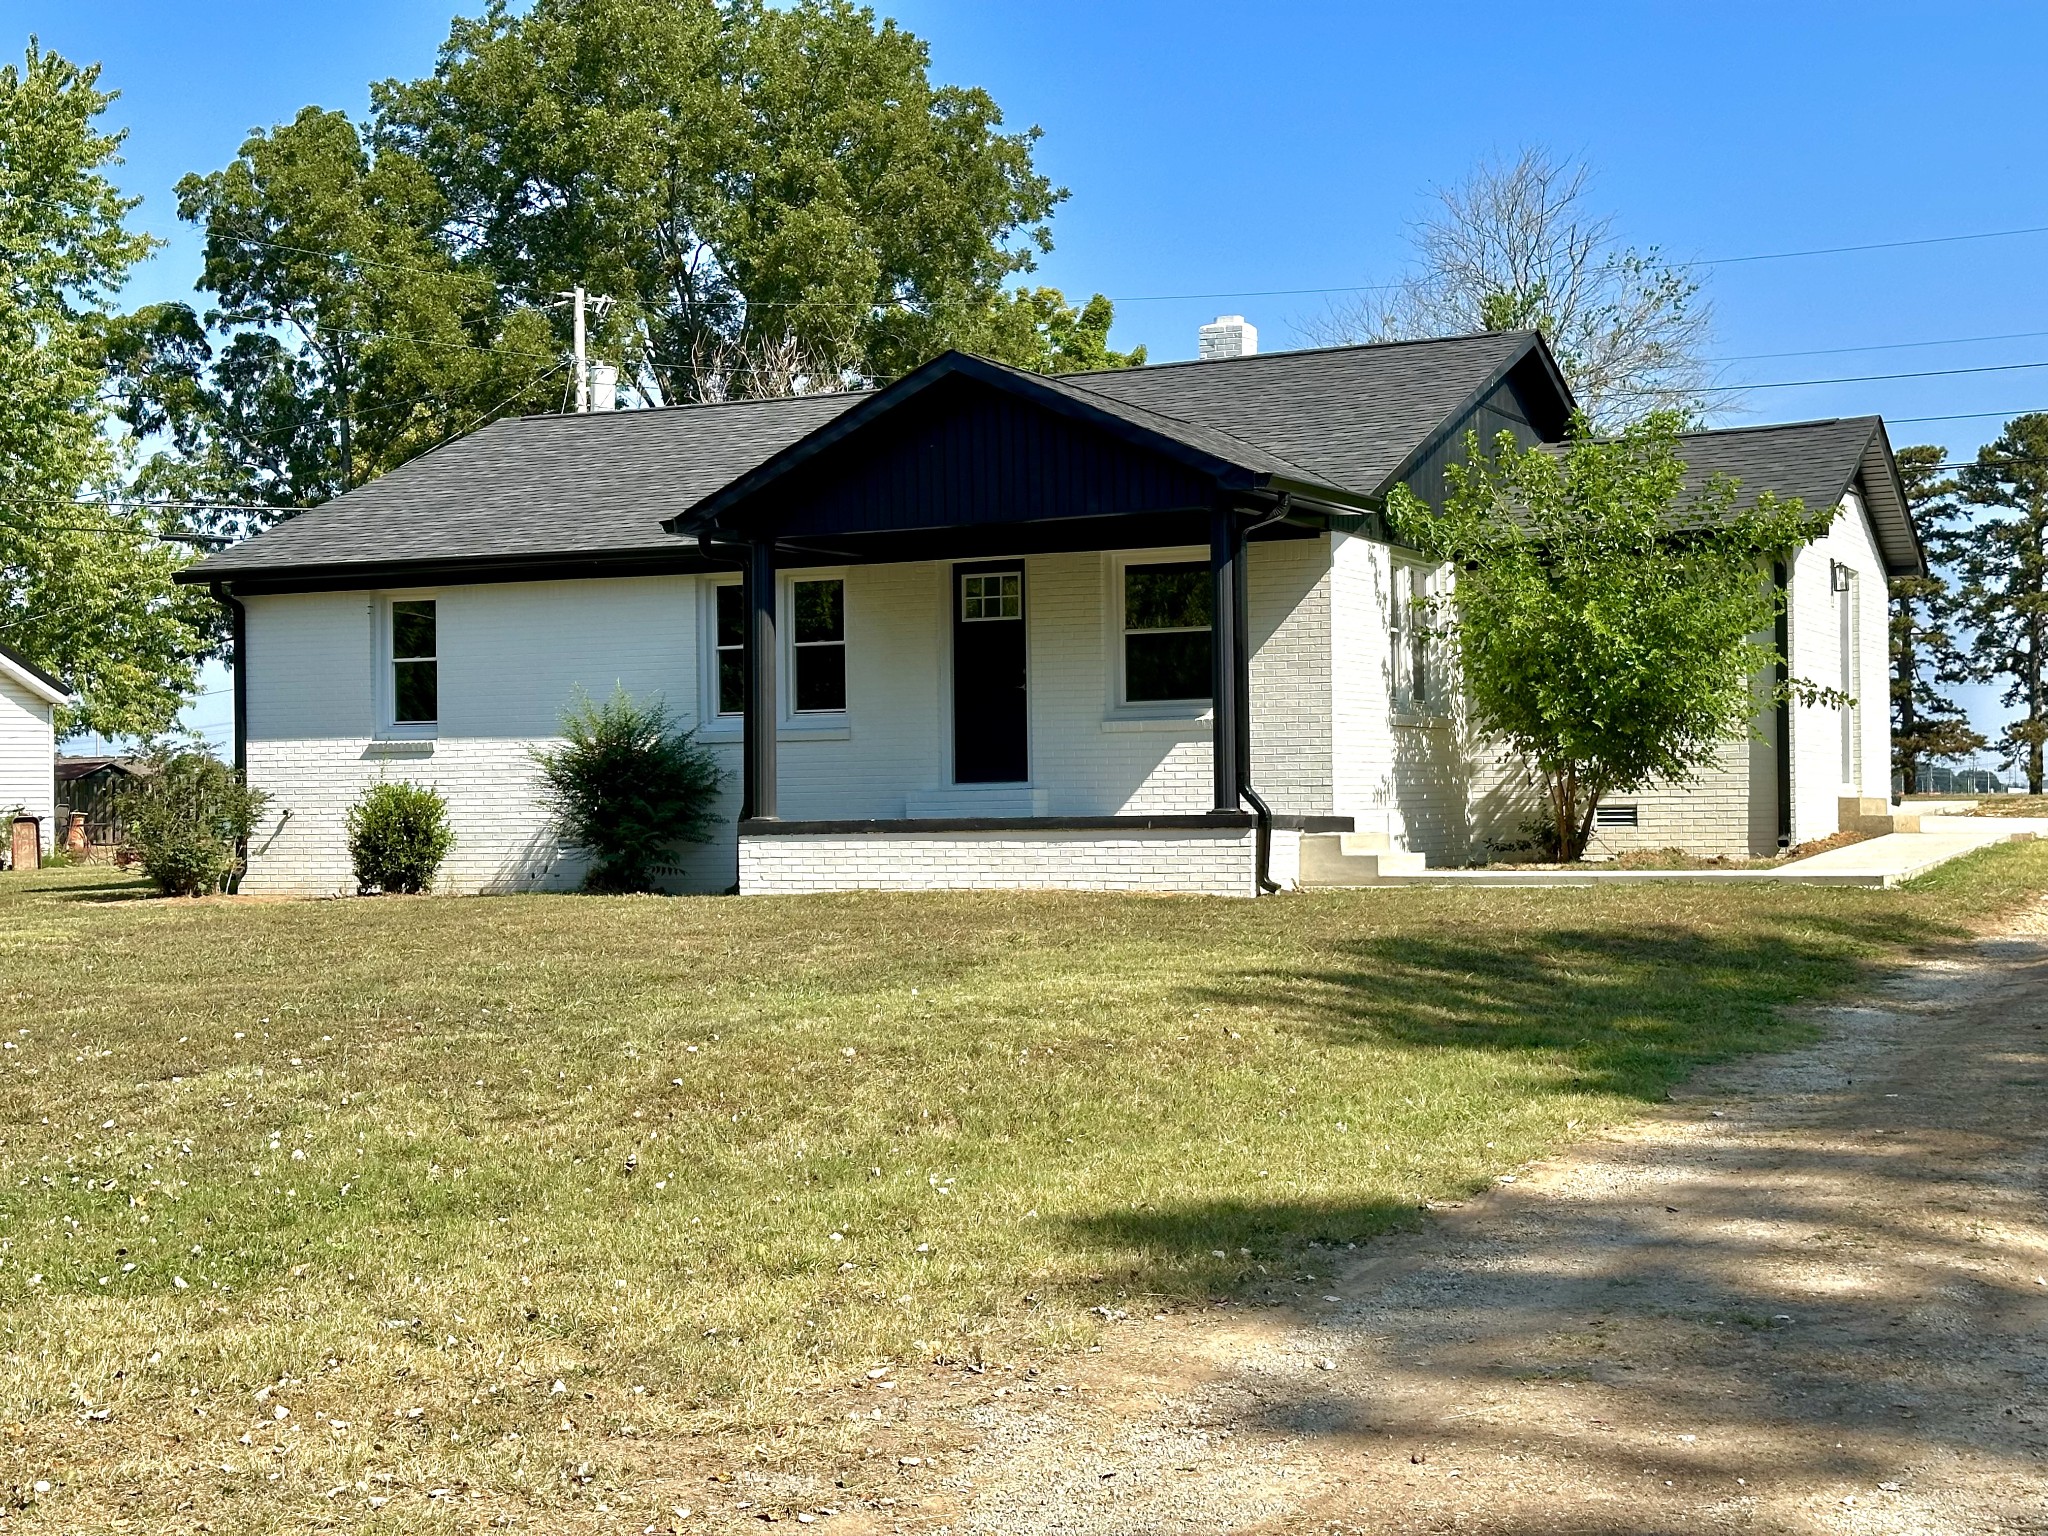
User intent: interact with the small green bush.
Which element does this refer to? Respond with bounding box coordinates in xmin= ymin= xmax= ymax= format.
xmin=347 ymin=781 xmax=456 ymax=894
xmin=125 ymin=750 xmax=271 ymax=897
xmin=531 ymin=688 xmax=725 ymax=893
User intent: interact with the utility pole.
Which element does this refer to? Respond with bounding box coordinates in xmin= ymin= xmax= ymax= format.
xmin=556 ymin=285 xmax=613 ymax=412
xmin=570 ymin=285 xmax=588 ymax=413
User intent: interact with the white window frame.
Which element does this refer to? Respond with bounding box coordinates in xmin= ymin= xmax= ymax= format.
xmin=701 ymin=575 xmax=746 ymax=736
xmin=783 ymin=568 xmax=850 ymax=726
xmin=1389 ymin=557 xmax=1444 ymax=720
xmin=1104 ymin=547 xmax=1215 ymax=722
xmin=376 ymin=591 xmax=440 ymax=740
xmin=1835 ymin=562 xmax=1859 ymax=788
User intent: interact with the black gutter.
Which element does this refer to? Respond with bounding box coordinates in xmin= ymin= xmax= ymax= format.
xmin=1773 ymin=560 xmax=1792 ymax=848
xmin=209 ymin=581 xmax=251 ymax=891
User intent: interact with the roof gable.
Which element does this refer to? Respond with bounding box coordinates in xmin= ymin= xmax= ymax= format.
xmin=1671 ymin=417 xmax=1924 ymax=576
xmin=0 ymin=642 xmax=70 ymax=706
xmin=672 ymin=351 xmax=1362 ymax=540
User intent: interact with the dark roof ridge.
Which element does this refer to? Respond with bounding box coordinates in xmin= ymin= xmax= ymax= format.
xmin=500 ymin=386 xmax=874 ymax=425
xmin=1675 ymin=415 xmax=1881 ymax=439
xmin=1024 ymin=362 xmax=1332 ymax=483
xmin=1066 ymin=327 xmax=1541 ymax=381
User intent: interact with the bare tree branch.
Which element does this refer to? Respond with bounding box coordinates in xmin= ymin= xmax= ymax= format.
xmin=1301 ymin=147 xmax=1718 ymax=426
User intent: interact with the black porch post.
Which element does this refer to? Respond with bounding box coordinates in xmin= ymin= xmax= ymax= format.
xmin=1210 ymin=505 xmax=1242 ymax=813
xmin=743 ymin=537 xmax=779 ymax=821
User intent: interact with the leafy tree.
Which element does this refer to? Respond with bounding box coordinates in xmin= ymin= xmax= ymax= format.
xmin=0 ymin=41 xmax=213 ymax=737
xmin=1950 ymin=414 xmax=2048 ymax=792
xmin=371 ymin=0 xmax=1066 ymax=401
xmin=968 ymin=288 xmax=1145 ymax=374
xmin=1389 ymin=414 xmax=1833 ymax=860
xmin=530 ymin=688 xmax=724 ymax=893
xmin=1887 ymin=444 xmax=1983 ymax=791
xmin=1306 ymin=148 xmax=1712 ymax=426
xmin=101 ymin=106 xmax=565 ymax=535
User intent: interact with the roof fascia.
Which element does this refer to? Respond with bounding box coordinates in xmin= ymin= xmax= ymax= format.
xmin=1369 ymin=332 xmax=1577 ymax=500
xmin=0 ymin=643 xmax=71 ymax=705
xmin=187 ymin=547 xmax=719 ymax=597
xmin=1857 ymin=419 xmax=1928 ymax=577
xmin=667 ymin=352 xmax=1290 ymax=535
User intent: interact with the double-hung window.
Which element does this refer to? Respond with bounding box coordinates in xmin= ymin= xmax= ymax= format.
xmin=714 ymin=582 xmax=746 ymax=717
xmin=1121 ymin=561 xmax=1213 ymax=704
xmin=791 ymin=578 xmax=846 ymax=714
xmin=1390 ymin=563 xmax=1435 ymax=713
xmin=390 ymin=599 xmax=438 ymax=727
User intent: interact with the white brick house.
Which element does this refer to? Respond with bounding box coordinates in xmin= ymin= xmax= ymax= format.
xmin=179 ymin=332 xmax=1921 ymax=897
xmin=0 ymin=643 xmax=68 ymax=864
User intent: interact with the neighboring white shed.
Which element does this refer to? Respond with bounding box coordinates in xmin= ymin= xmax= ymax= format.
xmin=0 ymin=642 xmax=70 ymax=864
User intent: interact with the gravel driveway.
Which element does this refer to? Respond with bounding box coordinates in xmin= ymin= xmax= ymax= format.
xmin=911 ymin=918 xmax=2048 ymax=1534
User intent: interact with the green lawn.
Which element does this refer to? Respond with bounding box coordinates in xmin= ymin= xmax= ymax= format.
xmin=0 ymin=847 xmax=2043 ymax=1531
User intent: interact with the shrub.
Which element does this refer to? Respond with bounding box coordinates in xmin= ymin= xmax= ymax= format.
xmin=347 ymin=781 xmax=456 ymax=894
xmin=124 ymin=750 xmax=270 ymax=897
xmin=531 ymin=688 xmax=725 ymax=893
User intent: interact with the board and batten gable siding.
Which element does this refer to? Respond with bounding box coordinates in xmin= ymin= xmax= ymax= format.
xmin=1389 ymin=365 xmax=1555 ymax=515
xmin=747 ymin=383 xmax=1217 ymax=540
xmin=0 ymin=672 xmax=57 ymax=855
xmin=238 ymin=540 xmax=1339 ymax=895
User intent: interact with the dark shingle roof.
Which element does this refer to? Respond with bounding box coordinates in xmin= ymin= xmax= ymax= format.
xmin=1066 ymin=330 xmax=1554 ymax=496
xmin=188 ymin=391 xmax=861 ymax=579
xmin=1672 ymin=417 xmax=1922 ymax=575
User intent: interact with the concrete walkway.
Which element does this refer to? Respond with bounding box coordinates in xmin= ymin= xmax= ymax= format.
xmin=1380 ymin=813 xmax=2048 ymax=889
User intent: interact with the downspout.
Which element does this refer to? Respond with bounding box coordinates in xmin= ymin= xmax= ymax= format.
xmin=1773 ymin=560 xmax=1793 ymax=849
xmin=1235 ymin=494 xmax=1294 ymax=894
xmin=209 ymin=582 xmax=250 ymax=891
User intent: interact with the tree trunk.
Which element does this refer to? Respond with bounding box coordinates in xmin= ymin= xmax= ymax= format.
xmin=2032 ymin=613 xmax=2044 ymax=796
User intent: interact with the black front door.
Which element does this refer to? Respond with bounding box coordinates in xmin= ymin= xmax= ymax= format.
xmin=953 ymin=563 xmax=1028 ymax=784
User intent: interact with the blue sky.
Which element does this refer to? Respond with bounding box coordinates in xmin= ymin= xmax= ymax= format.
xmin=15 ymin=0 xmax=2048 ymax=759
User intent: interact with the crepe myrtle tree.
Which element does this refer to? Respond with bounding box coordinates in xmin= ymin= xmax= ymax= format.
xmin=1389 ymin=413 xmax=1839 ymax=860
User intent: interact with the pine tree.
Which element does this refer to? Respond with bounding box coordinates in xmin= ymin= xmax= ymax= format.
xmin=1889 ymin=444 xmax=1983 ymax=791
xmin=1951 ymin=414 xmax=2048 ymax=792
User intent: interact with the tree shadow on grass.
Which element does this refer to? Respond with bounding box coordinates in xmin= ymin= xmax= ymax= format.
xmin=1207 ymin=907 xmax=1967 ymax=1101
xmin=1038 ymin=937 xmax=2048 ymax=1526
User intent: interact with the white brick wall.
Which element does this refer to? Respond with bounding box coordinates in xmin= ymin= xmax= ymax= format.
xmin=240 ymin=544 xmax=1337 ymax=895
xmin=740 ymin=826 xmax=1271 ymax=897
xmin=0 ymin=674 xmax=57 ymax=857
xmin=239 ymin=497 xmax=1886 ymax=892
xmin=1786 ymin=489 xmax=1892 ymax=844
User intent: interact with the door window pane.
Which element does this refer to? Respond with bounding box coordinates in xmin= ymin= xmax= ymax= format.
xmin=962 ymin=572 xmax=1021 ymax=621
xmin=792 ymin=579 xmax=846 ymax=713
xmin=391 ymin=599 xmax=437 ymax=724
xmin=1123 ymin=562 xmax=1211 ymax=703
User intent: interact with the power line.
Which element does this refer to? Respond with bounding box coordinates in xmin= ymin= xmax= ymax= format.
xmin=1696 ymin=356 xmax=2048 ymax=395
xmin=1891 ymin=406 xmax=2048 ymax=425
xmin=1709 ymin=327 xmax=2048 ymax=365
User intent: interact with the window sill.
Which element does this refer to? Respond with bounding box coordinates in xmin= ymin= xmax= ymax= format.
xmin=1101 ymin=709 xmax=1212 ymax=734
xmin=1390 ymin=711 xmax=1450 ymax=730
xmin=364 ymin=737 xmax=436 ymax=758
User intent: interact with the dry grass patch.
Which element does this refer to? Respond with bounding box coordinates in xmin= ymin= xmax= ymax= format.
xmin=0 ymin=845 xmax=2044 ymax=1531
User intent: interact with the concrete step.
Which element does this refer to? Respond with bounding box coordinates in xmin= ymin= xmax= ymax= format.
xmin=1299 ymin=833 xmax=1428 ymax=886
xmin=1837 ymin=796 xmax=1920 ymax=835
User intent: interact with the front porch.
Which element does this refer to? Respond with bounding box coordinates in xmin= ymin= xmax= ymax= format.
xmin=667 ymin=352 xmax=1377 ymax=896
